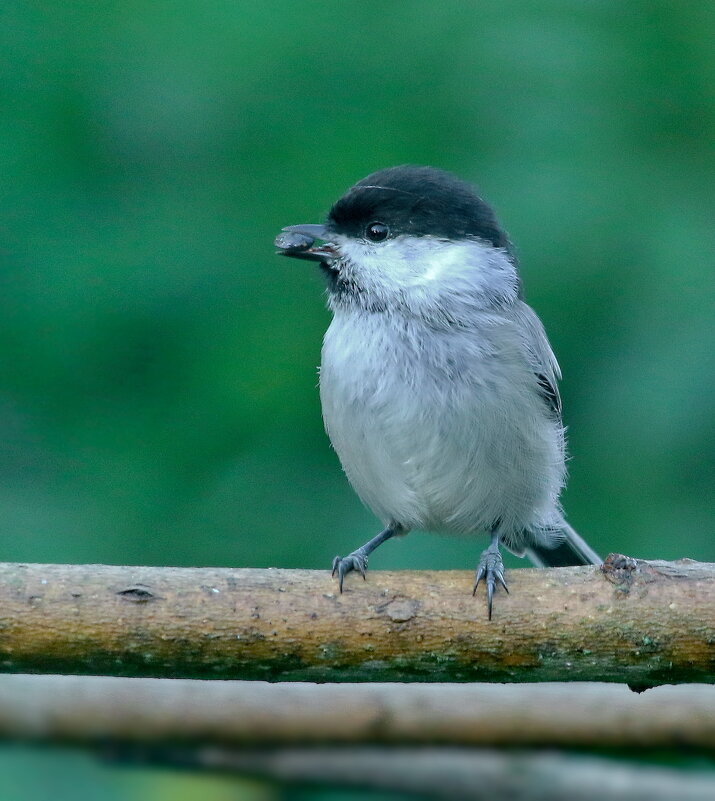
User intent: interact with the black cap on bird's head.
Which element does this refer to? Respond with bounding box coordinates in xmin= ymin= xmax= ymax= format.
xmin=276 ymin=165 xmax=513 ymax=263
xmin=327 ymin=166 xmax=511 ymax=250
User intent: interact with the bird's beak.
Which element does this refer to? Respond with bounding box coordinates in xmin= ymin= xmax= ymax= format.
xmin=274 ymin=224 xmax=338 ymax=264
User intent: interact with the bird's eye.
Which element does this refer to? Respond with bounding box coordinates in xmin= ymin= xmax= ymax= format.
xmin=365 ymin=222 xmax=389 ymax=242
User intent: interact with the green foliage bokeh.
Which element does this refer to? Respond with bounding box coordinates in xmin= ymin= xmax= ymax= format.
xmin=0 ymin=1 xmax=713 ymax=798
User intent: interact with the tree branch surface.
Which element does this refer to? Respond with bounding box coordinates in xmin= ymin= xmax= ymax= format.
xmin=190 ymin=747 xmax=715 ymax=801
xmin=1 ymin=675 xmax=714 ymax=750
xmin=0 ymin=555 xmax=713 ymax=684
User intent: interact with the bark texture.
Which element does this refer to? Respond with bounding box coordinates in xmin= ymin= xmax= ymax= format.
xmin=191 ymin=748 xmax=715 ymax=801
xmin=1 ymin=675 xmax=714 ymax=750
xmin=0 ymin=554 xmax=713 ymax=684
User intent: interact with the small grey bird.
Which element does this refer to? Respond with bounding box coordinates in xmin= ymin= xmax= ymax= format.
xmin=276 ymin=165 xmax=601 ymax=617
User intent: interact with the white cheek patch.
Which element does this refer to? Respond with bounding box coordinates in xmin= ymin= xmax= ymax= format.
xmin=419 ymin=242 xmax=468 ymax=284
xmin=334 ymin=234 xmax=516 ymax=309
xmin=337 ymin=237 xmax=418 ymax=287
xmin=339 ymin=236 xmax=465 ymax=283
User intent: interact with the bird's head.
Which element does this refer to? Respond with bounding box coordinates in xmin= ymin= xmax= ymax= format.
xmin=277 ymin=165 xmax=520 ymax=323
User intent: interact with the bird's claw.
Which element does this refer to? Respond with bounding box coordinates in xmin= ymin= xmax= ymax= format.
xmin=331 ymin=552 xmax=368 ymax=592
xmin=473 ymin=548 xmax=508 ymax=620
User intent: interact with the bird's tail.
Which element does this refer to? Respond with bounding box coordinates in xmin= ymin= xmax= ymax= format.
xmin=524 ymin=522 xmax=602 ymax=567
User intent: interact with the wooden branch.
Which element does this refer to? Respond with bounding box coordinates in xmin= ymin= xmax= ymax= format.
xmin=181 ymin=748 xmax=715 ymax=801
xmin=1 ymin=675 xmax=714 ymax=750
xmin=0 ymin=555 xmax=713 ymax=684
xmin=4 ymin=677 xmax=715 ymax=800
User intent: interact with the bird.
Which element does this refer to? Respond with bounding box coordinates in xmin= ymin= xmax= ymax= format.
xmin=275 ymin=165 xmax=601 ymax=618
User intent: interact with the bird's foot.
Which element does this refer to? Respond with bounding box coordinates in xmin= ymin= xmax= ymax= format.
xmin=331 ymin=551 xmax=368 ymax=593
xmin=473 ymin=544 xmax=508 ymax=619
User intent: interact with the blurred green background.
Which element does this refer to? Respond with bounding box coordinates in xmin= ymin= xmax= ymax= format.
xmin=1 ymin=1 xmax=713 ymax=798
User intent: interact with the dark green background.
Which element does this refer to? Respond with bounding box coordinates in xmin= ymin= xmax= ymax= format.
xmin=1 ymin=2 xmax=713 ymax=799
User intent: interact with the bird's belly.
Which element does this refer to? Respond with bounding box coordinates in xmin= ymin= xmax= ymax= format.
xmin=320 ymin=319 xmax=563 ymax=535
xmin=322 ymin=388 xmax=535 ymax=533
xmin=322 ymin=387 xmax=439 ymax=528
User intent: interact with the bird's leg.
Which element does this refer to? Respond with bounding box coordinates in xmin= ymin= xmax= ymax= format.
xmin=332 ymin=523 xmax=403 ymax=592
xmin=473 ymin=530 xmax=509 ymax=619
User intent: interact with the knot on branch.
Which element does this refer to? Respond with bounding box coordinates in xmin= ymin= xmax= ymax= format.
xmin=601 ymin=553 xmax=639 ymax=595
xmin=116 ymin=585 xmax=161 ymax=603
xmin=376 ymin=597 xmax=420 ymax=623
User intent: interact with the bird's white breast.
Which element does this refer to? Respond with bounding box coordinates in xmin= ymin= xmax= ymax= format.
xmin=319 ymin=308 xmax=565 ymax=542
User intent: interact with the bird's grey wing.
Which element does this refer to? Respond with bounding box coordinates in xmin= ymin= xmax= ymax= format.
xmin=511 ymin=300 xmax=562 ymax=417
